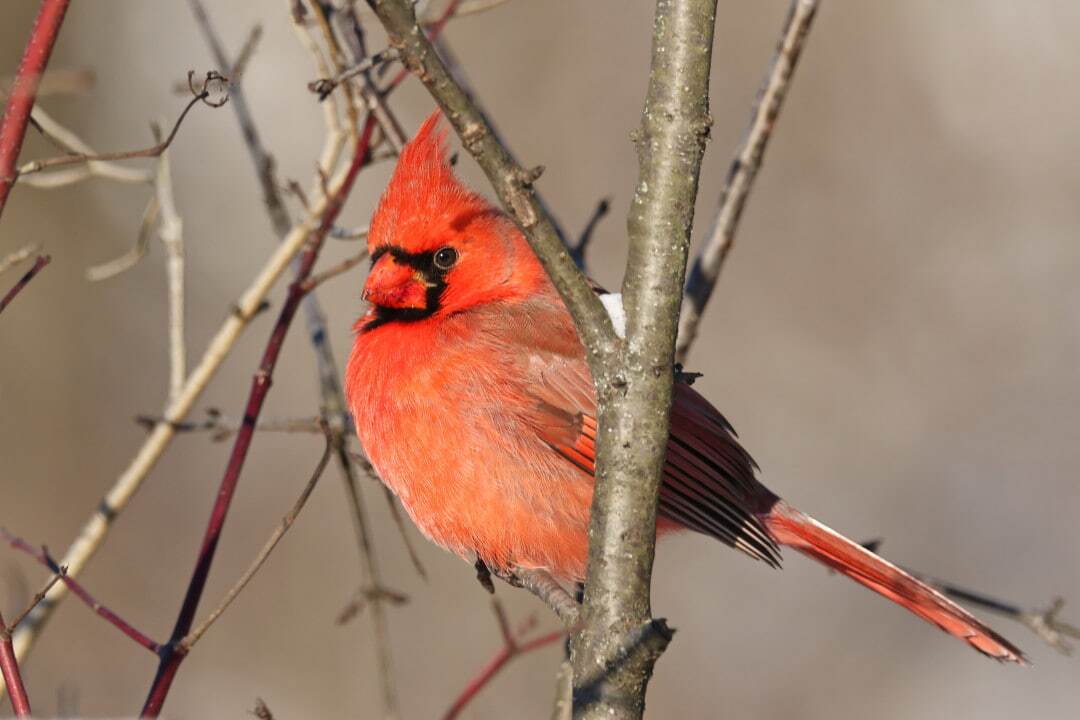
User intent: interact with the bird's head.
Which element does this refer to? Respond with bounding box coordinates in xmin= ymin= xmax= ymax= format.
xmin=359 ymin=112 xmax=544 ymax=331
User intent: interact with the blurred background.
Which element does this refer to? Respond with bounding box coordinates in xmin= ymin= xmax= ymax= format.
xmin=2 ymin=1 xmax=1079 ymax=717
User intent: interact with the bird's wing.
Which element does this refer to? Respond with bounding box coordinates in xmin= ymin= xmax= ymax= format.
xmin=496 ymin=297 xmax=781 ymax=566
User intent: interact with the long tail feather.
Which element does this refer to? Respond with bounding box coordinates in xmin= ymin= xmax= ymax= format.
xmin=762 ymin=500 xmax=1028 ymax=665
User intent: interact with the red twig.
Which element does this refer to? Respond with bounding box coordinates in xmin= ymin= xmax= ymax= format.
xmin=386 ymin=0 xmax=464 ymax=91
xmin=0 ymin=254 xmax=50 ymax=316
xmin=443 ymin=600 xmax=564 ymax=720
xmin=0 ymin=0 xmax=71 ymax=219
xmin=138 ymin=115 xmax=378 ymax=719
xmin=0 ymin=610 xmax=31 ymax=718
xmin=0 ymin=528 xmax=161 ymax=654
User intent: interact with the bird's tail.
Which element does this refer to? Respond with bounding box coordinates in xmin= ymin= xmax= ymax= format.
xmin=761 ymin=499 xmax=1028 ymax=664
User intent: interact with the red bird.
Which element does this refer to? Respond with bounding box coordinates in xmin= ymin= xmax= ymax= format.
xmin=345 ymin=113 xmax=1025 ymax=664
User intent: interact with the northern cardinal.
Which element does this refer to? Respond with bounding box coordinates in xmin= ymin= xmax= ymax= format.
xmin=345 ymin=112 xmax=1025 ymax=664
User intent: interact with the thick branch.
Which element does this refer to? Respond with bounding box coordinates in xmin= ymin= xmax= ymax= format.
xmin=0 ymin=0 xmax=70 ymax=220
xmin=676 ymin=0 xmax=818 ymax=362
xmin=571 ymin=1 xmax=719 ymax=717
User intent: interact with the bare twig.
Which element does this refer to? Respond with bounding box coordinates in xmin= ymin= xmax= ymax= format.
xmin=309 ymin=48 xmax=399 ymax=101
xmin=443 ymin=600 xmax=563 ymax=720
xmin=6 ymin=127 xmax=369 ymax=689
xmin=139 ymin=116 xmax=378 ymax=718
xmin=84 ymin=192 xmax=159 ymax=281
xmin=189 ymin=6 xmax=411 ymax=716
xmin=0 ymin=243 xmax=40 ymax=276
xmin=24 ymin=103 xmax=152 ymax=188
xmin=0 ymin=0 xmax=71 ymax=220
xmin=10 ymin=71 xmax=227 ymax=182
xmin=676 ymin=0 xmax=818 ymax=362
xmin=134 ymin=410 xmax=323 ymax=441
xmin=569 ymin=197 xmax=610 ymax=268
xmin=230 ymin=24 xmax=263 ymax=79
xmin=329 ymin=224 xmax=369 ymax=240
xmin=300 ymin=247 xmax=368 ymax=291
xmin=0 ymin=528 xmax=161 ymax=654
xmin=6 ymin=571 xmax=64 ymax=632
xmin=180 ymin=424 xmax=334 ymax=650
xmin=335 ymin=585 xmax=409 ymax=626
xmin=0 ymin=254 xmax=50 ymax=316
xmin=154 ymin=138 xmax=186 ymax=403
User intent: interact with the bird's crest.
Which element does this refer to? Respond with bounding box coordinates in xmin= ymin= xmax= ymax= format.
xmin=368 ymin=111 xmax=491 ymax=256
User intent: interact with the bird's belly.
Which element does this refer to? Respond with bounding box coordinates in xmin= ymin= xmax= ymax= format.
xmin=357 ymin=394 xmax=595 ymax=582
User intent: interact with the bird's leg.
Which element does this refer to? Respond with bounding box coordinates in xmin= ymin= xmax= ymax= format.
xmin=474 ymin=557 xmax=495 ymax=594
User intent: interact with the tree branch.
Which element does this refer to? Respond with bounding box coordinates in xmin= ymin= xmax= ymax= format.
xmin=139 ymin=116 xmax=377 ymax=718
xmin=12 ymin=72 xmax=226 ymax=182
xmin=676 ymin=0 xmax=818 ymax=362
xmin=179 ymin=424 xmax=334 ymax=651
xmin=187 ymin=5 xmax=414 ymax=714
xmin=443 ymin=600 xmax=564 ymax=720
xmin=0 ymin=608 xmax=31 ymax=718
xmin=0 ymin=254 xmax=50 ymax=316
xmin=0 ymin=0 xmax=71 ymax=220
xmin=1 ymin=528 xmax=160 ymax=654
xmin=5 ymin=105 xmax=373 ymax=696
xmin=568 ymin=1 xmax=718 ymax=715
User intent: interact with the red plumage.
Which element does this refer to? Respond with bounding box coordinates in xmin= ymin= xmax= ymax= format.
xmin=345 ymin=112 xmax=1026 ymax=664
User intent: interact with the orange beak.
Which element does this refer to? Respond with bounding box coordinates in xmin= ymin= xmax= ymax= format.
xmin=363 ymin=253 xmax=430 ymax=310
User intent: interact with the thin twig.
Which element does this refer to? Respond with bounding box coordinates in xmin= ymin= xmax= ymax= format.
xmin=676 ymin=0 xmax=818 ymax=362
xmin=189 ymin=7 xmax=412 ymax=716
xmin=309 ymin=48 xmax=399 ymax=101
xmin=139 ymin=116 xmax=378 ymax=718
xmin=10 ymin=71 xmax=227 ymax=182
xmin=6 ymin=571 xmax=64 ymax=632
xmin=230 ymin=23 xmax=263 ymax=79
xmin=180 ymin=424 xmax=334 ymax=650
xmin=443 ymin=600 xmax=563 ymax=720
xmin=0 ymin=0 xmax=71 ymax=220
xmin=329 ymin=224 xmax=369 ymax=240
xmin=301 ymin=247 xmax=368 ymax=291
xmin=0 ymin=528 xmax=160 ymax=654
xmin=7 ymin=128 xmax=369 ymax=687
xmin=569 ymin=197 xmax=610 ymax=268
xmin=23 ymin=104 xmax=152 ymax=188
xmin=84 ymin=192 xmax=159 ymax=281
xmin=0 ymin=255 xmax=50 ymax=316
xmin=335 ymin=585 xmax=409 ymax=626
xmin=154 ymin=136 xmax=186 ymax=403
xmin=134 ymin=410 xmax=323 ymax=441
xmin=0 ymin=243 xmax=40 ymax=276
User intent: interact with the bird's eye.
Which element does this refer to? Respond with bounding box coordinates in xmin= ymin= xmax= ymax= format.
xmin=433 ymin=246 xmax=458 ymax=271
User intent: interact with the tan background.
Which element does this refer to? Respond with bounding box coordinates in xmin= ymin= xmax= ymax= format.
xmin=2 ymin=1 xmax=1079 ymax=717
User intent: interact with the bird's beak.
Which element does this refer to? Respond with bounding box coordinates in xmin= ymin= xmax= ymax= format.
xmin=362 ymin=253 xmax=429 ymax=310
